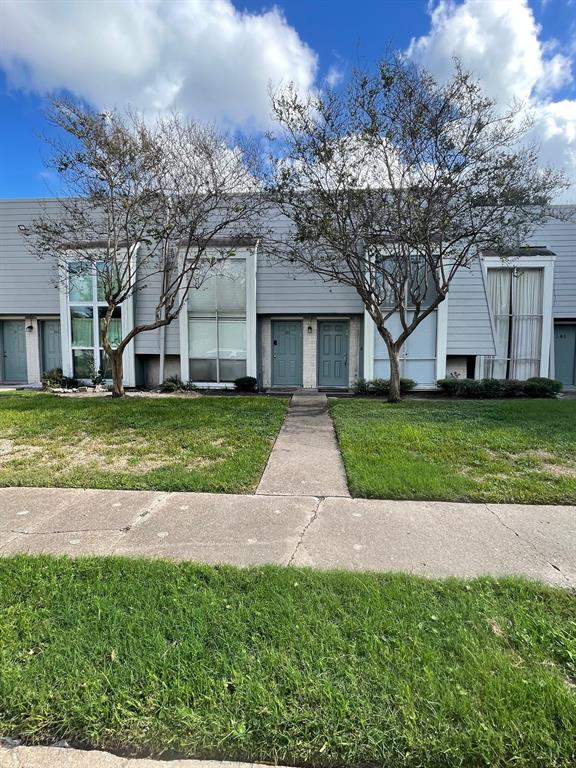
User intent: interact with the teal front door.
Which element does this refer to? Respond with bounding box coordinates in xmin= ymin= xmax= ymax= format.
xmin=555 ymin=324 xmax=576 ymax=387
xmin=318 ymin=321 xmax=349 ymax=387
xmin=42 ymin=320 xmax=62 ymax=373
xmin=2 ymin=321 xmax=27 ymax=382
xmin=272 ymin=321 xmax=302 ymax=386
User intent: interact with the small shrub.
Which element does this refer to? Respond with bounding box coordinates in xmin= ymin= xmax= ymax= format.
xmin=41 ymin=368 xmax=79 ymax=389
xmin=354 ymin=377 xmax=370 ymax=395
xmin=501 ymin=379 xmax=524 ymax=398
xmin=523 ymin=377 xmax=563 ymax=398
xmin=370 ymin=378 xmax=390 ymax=395
xmin=160 ymin=375 xmax=184 ymax=392
xmin=234 ymin=376 xmax=258 ymax=392
xmin=41 ymin=367 xmax=64 ymax=389
xmin=369 ymin=378 xmax=417 ymax=396
xmin=478 ymin=378 xmax=505 ymax=399
xmin=436 ymin=377 xmax=461 ymax=396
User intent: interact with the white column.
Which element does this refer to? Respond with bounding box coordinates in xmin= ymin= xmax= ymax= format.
xmin=246 ymin=247 xmax=257 ymax=377
xmin=540 ymin=260 xmax=555 ymax=377
xmin=435 ymin=297 xmax=448 ymax=380
xmin=302 ymin=317 xmax=317 ymax=389
xmin=363 ymin=309 xmax=375 ymax=380
xmin=24 ymin=317 xmax=41 ymax=385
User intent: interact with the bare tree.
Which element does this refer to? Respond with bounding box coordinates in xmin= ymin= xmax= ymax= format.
xmin=21 ymin=99 xmax=263 ymax=396
xmin=268 ymin=56 xmax=568 ymax=401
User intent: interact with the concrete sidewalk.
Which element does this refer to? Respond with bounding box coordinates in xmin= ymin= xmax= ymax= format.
xmin=0 ymin=745 xmax=281 ymax=768
xmin=256 ymin=390 xmax=349 ymax=497
xmin=1 ymin=487 xmax=574 ymax=586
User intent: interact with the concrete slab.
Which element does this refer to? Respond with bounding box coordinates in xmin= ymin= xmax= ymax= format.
xmin=0 ymin=746 xmax=282 ymax=768
xmin=256 ymin=391 xmax=349 ymax=497
xmin=486 ymin=503 xmax=576 ymax=585
xmin=113 ymin=492 xmax=318 ymax=566
xmin=0 ymin=488 xmax=574 ymax=586
xmin=293 ymin=497 xmax=575 ymax=586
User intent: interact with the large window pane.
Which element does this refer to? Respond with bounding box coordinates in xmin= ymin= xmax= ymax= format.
xmin=188 ymin=260 xmax=246 ymax=314
xmin=218 ymin=319 xmax=246 ymax=359
xmin=217 ymin=261 xmax=246 ymax=313
xmin=70 ymin=307 xmax=94 ymax=347
xmin=219 ymin=359 xmax=246 ymax=381
xmin=72 ymin=349 xmax=94 ymax=379
xmin=188 ymin=318 xmax=217 ymax=358
xmin=97 ymin=262 xmax=120 ymax=302
xmin=98 ymin=307 xmax=122 ymax=348
xmin=69 ymin=262 xmax=93 ymax=302
xmin=189 ymin=359 xmax=218 ymax=381
xmin=189 ymin=276 xmax=217 ymax=313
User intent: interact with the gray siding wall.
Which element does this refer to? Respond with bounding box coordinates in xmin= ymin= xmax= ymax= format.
xmin=446 ymin=257 xmax=496 ymax=355
xmin=133 ymin=268 xmax=180 ymax=355
xmin=0 ymin=200 xmax=60 ymax=313
xmin=526 ymin=212 xmax=576 ymax=318
xmin=256 ymin=253 xmax=363 ymax=314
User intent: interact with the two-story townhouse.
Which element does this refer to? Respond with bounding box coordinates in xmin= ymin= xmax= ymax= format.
xmin=1 ymin=199 xmax=575 ymax=391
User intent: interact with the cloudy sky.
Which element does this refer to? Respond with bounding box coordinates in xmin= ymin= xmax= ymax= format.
xmin=0 ymin=0 xmax=575 ymax=199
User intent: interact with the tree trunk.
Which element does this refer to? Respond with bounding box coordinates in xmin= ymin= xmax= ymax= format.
xmin=110 ymin=350 xmax=124 ymax=398
xmin=387 ymin=342 xmax=402 ymax=404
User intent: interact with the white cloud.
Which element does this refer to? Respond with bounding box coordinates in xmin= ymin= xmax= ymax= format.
xmin=0 ymin=0 xmax=318 ymax=127
xmin=407 ymin=0 xmax=576 ymax=200
xmin=325 ymin=64 xmax=344 ymax=88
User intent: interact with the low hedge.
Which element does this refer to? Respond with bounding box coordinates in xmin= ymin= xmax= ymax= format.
xmin=354 ymin=377 xmax=417 ymax=395
xmin=234 ymin=376 xmax=258 ymax=392
xmin=437 ymin=376 xmax=562 ymax=399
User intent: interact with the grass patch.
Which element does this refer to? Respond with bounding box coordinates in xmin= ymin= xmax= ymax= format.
xmin=0 ymin=393 xmax=287 ymax=493
xmin=0 ymin=556 xmax=574 ymax=766
xmin=330 ymin=398 xmax=576 ymax=503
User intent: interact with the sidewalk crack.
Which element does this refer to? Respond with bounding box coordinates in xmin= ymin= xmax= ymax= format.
xmin=484 ymin=503 xmax=572 ymax=587
xmin=288 ymin=497 xmax=322 ymax=566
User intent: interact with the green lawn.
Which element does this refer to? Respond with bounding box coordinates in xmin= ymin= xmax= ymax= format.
xmin=0 ymin=557 xmax=574 ymax=767
xmin=0 ymin=392 xmax=287 ymax=493
xmin=330 ymin=398 xmax=576 ymax=503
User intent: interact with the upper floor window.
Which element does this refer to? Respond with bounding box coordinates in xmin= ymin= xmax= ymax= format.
xmin=68 ymin=261 xmax=122 ymax=379
xmin=187 ymin=259 xmax=247 ymax=382
xmin=484 ymin=267 xmax=543 ymax=380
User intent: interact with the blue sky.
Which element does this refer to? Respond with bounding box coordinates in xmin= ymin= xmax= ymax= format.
xmin=1 ymin=0 xmax=576 ymax=199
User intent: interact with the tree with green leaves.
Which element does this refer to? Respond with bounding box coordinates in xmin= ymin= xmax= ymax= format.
xmin=268 ymin=55 xmax=568 ymax=401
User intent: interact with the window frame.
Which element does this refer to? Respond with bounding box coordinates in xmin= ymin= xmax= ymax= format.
xmin=59 ymin=251 xmax=137 ymax=385
xmin=179 ymin=246 xmax=258 ymax=386
xmin=481 ymin=254 xmax=555 ymax=379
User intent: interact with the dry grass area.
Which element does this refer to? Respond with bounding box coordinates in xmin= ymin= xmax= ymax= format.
xmin=0 ymin=392 xmax=288 ymax=492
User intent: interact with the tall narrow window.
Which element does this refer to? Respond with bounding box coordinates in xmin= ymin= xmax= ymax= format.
xmin=485 ymin=268 xmax=543 ymax=379
xmin=188 ymin=260 xmax=247 ymax=382
xmin=68 ymin=261 xmax=122 ymax=379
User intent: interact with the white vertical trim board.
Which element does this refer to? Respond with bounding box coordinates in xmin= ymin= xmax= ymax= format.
xmin=435 ymin=297 xmax=448 ymax=380
xmin=59 ymin=258 xmax=73 ymax=377
xmin=363 ymin=309 xmax=375 ymax=380
xmin=246 ymin=244 xmax=258 ymax=378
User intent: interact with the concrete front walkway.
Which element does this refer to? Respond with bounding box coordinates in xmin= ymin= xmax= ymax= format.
xmin=0 ymin=745 xmax=281 ymax=768
xmin=256 ymin=390 xmax=349 ymax=497
xmin=1 ymin=487 xmax=574 ymax=586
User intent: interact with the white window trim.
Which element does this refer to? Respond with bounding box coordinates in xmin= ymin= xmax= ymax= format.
xmin=59 ymin=249 xmax=137 ymax=386
xmin=179 ymin=245 xmax=257 ymax=385
xmin=363 ymin=297 xmax=448 ymax=386
xmin=481 ymin=254 xmax=555 ymax=377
